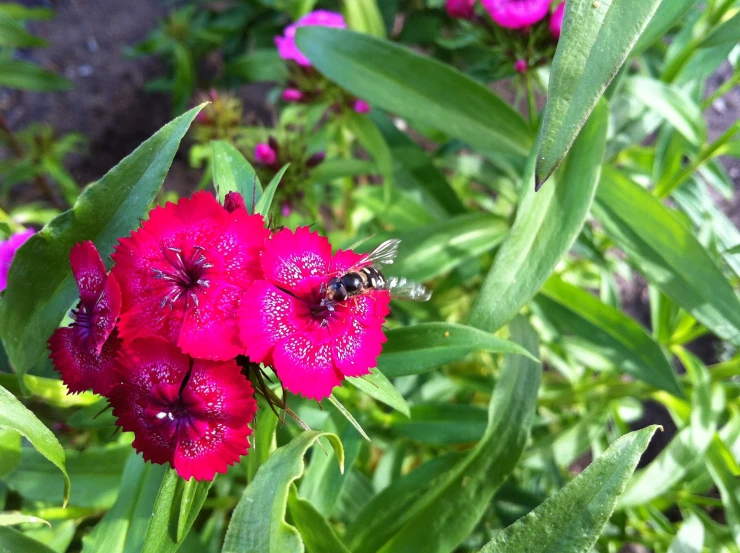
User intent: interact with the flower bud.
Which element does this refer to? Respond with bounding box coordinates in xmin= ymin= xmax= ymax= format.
xmin=446 ymin=0 xmax=475 ymax=19
xmin=224 ymin=191 xmax=246 ymax=213
xmin=514 ymin=59 xmax=528 ymax=73
xmin=306 ymin=151 xmax=326 ymax=168
xmin=282 ymin=88 xmax=304 ymax=102
xmin=254 ymin=143 xmax=277 ymax=166
xmin=352 ymin=99 xmax=371 ymax=114
xmin=550 ymin=2 xmax=565 ymax=39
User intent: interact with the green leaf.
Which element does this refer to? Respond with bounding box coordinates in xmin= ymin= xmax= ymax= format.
xmin=364 ymin=316 xmax=541 ymax=553
xmin=0 ymin=12 xmax=46 ymax=47
xmin=141 ymin=470 xmax=213 ymax=553
xmin=0 ymin=105 xmax=204 ymax=376
xmin=632 ymin=0 xmax=699 ymax=55
xmin=701 ymin=11 xmax=740 ymax=48
xmin=309 ymin=159 xmax=377 ymax=183
xmin=0 ymin=512 xmax=50 ymax=527
xmin=211 ymin=140 xmax=261 ymax=209
xmin=295 ymin=27 xmax=531 ymax=159
xmin=470 ymin=100 xmax=607 ymax=332
xmin=535 ymin=0 xmax=662 ymax=185
xmin=377 ymin=322 xmax=537 ymax=378
xmin=222 ymin=431 xmax=344 ymax=553
xmin=593 ymin=168 xmax=740 ymax=347
xmin=287 ymin=490 xmax=351 ymax=553
xmin=623 ymin=77 xmax=706 ymax=145
xmin=0 ymin=385 xmax=69 ymax=506
xmin=0 ymin=59 xmax=71 ymax=92
xmin=81 ymin=453 xmax=167 ymax=553
xmin=370 ymin=110 xmax=465 ymax=217
xmin=0 ymin=527 xmax=57 ymax=553
xmin=5 ymin=444 xmax=129 ymax=509
xmin=0 ymin=374 xmax=98 ymax=409
xmin=377 ymin=213 xmax=508 ymax=283
xmin=706 ymin=436 xmax=740 ymax=548
xmin=480 ymin=426 xmax=659 ymax=553
xmin=0 ymin=3 xmax=55 ymax=20
xmin=246 ymin=400 xmax=279 ymax=483
xmin=225 ymin=49 xmax=287 ymax=84
xmin=347 ymin=368 xmax=410 ymax=417
xmin=537 ymin=275 xmax=682 ymax=396
xmin=343 ymin=0 xmax=386 ymax=37
xmin=328 ymin=394 xmax=370 ymax=442
xmin=0 ymin=429 xmax=20 ymax=478
xmin=388 ymin=404 xmax=488 ymax=445
xmin=346 ymin=111 xmax=393 ymax=205
xmin=255 ymin=164 xmax=289 ymax=217
xmin=667 ymin=515 xmax=704 ymax=553
xmin=345 ymin=452 xmax=463 ymax=551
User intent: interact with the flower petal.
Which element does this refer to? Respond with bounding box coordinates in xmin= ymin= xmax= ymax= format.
xmin=178 ymin=283 xmax=244 ymax=360
xmin=261 ymin=226 xmax=331 ymax=295
xmin=329 ymin=248 xmax=366 ymax=276
xmin=48 ymin=327 xmax=121 ymax=396
xmin=90 ymin=274 xmax=122 ymax=354
xmin=272 ymin=332 xmax=342 ymax=400
xmin=70 ymin=241 xmax=108 ymax=306
xmin=239 ymin=280 xmax=301 ymax=365
xmin=332 ymin=318 xmax=387 ymax=377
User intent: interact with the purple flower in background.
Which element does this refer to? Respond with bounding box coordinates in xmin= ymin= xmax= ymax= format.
xmin=0 ymin=229 xmax=34 ymax=291
xmin=550 ymin=2 xmax=565 ymax=39
xmin=282 ymin=88 xmax=304 ymax=102
xmin=353 ymin=99 xmax=371 ymax=114
xmin=446 ymin=0 xmax=475 ymax=19
xmin=514 ymin=59 xmax=528 ymax=73
xmin=275 ymin=10 xmax=346 ymax=67
xmin=254 ymin=143 xmax=277 ymax=166
xmin=481 ymin=0 xmax=550 ymax=29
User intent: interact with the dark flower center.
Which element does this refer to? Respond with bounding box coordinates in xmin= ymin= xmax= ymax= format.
xmin=153 ymin=246 xmax=212 ymax=308
xmin=71 ymin=303 xmax=94 ymax=344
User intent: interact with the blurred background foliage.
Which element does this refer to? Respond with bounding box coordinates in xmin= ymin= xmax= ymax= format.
xmin=1 ymin=0 xmax=740 ymax=552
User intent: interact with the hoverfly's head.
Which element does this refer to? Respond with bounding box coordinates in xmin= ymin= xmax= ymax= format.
xmin=325 ymin=277 xmax=347 ymax=302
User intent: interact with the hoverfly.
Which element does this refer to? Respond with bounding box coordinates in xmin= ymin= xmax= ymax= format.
xmin=323 ymin=239 xmax=431 ymax=304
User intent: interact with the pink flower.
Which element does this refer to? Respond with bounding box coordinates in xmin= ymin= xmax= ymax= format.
xmin=481 ymin=0 xmax=550 ymax=29
xmin=254 ymin=143 xmax=277 ymax=166
xmin=550 ymin=2 xmax=565 ymax=38
xmin=282 ymin=88 xmax=304 ymax=102
xmin=274 ymin=10 xmax=346 ymax=67
xmin=111 ymin=191 xmax=269 ymax=361
xmin=238 ymin=227 xmax=390 ymax=400
xmin=353 ymin=99 xmax=371 ymax=114
xmin=0 ymin=229 xmax=34 ymax=292
xmin=109 ymin=337 xmax=257 ymax=481
xmin=48 ymin=241 xmax=122 ymax=395
xmin=514 ymin=59 xmax=528 ymax=73
xmin=446 ymin=0 xmax=475 ymax=19
xmin=223 ymin=191 xmax=246 ymax=213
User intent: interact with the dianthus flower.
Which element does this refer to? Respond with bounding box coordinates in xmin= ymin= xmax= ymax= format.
xmin=108 ymin=337 xmax=256 ymax=481
xmin=481 ymin=0 xmax=550 ymax=29
xmin=0 ymin=229 xmax=34 ymax=292
xmin=238 ymin=227 xmax=390 ymax=400
xmin=550 ymin=2 xmax=565 ymax=39
xmin=275 ymin=10 xmax=346 ymax=67
xmin=446 ymin=0 xmax=476 ymax=19
xmin=111 ymin=191 xmax=269 ymax=360
xmin=49 ymin=241 xmax=121 ymax=395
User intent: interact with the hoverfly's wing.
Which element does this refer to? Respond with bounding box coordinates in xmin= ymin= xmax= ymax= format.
xmin=358 ymin=239 xmax=402 ymax=269
xmin=385 ymin=276 xmax=432 ymax=302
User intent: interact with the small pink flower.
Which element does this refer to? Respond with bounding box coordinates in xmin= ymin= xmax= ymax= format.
xmin=109 ymin=337 xmax=257 ymax=481
xmin=550 ymin=2 xmax=565 ymax=39
xmin=48 ymin=241 xmax=122 ymax=395
xmin=275 ymin=10 xmax=346 ymax=67
xmin=238 ymin=227 xmax=390 ymax=400
xmin=353 ymin=99 xmax=371 ymax=114
xmin=514 ymin=59 xmax=528 ymax=73
xmin=0 ymin=229 xmax=33 ymax=292
xmin=446 ymin=0 xmax=475 ymax=19
xmin=282 ymin=88 xmax=304 ymax=102
xmin=223 ymin=191 xmax=247 ymax=213
xmin=481 ymin=0 xmax=550 ymax=29
xmin=111 ymin=191 xmax=269 ymax=361
xmin=254 ymin=143 xmax=277 ymax=166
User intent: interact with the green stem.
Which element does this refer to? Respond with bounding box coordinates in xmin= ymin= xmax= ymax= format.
xmin=702 ymin=67 xmax=740 ymax=110
xmin=524 ymin=72 xmax=537 ymax=127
